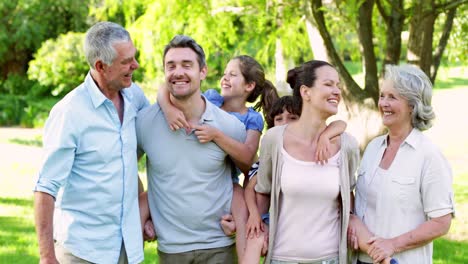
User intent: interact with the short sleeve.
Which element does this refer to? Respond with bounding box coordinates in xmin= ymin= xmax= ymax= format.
xmin=244 ymin=109 xmax=264 ymax=132
xmin=248 ymin=161 xmax=260 ymax=180
xmin=255 ymin=132 xmax=274 ymax=194
xmin=203 ymin=89 xmax=224 ymax=108
xmin=131 ymin=84 xmax=150 ymax=111
xmin=422 ymin=150 xmax=455 ymax=218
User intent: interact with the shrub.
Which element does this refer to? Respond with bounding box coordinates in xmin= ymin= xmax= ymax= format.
xmin=28 ymin=32 xmax=88 ymax=97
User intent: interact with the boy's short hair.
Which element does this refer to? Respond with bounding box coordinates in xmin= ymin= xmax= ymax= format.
xmin=266 ymin=95 xmax=302 ymax=129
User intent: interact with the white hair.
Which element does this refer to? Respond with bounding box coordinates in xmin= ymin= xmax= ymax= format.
xmin=384 ymin=64 xmax=435 ymax=130
xmin=84 ymin=21 xmax=131 ymax=68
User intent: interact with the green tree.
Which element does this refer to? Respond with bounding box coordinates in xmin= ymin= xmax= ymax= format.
xmin=0 ymin=0 xmax=89 ymax=85
xmin=310 ymin=0 xmax=467 ymax=107
xmin=28 ymin=32 xmax=88 ymax=97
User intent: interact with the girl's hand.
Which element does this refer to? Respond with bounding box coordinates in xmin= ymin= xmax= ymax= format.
xmin=193 ymin=124 xmax=220 ymax=143
xmin=315 ymin=134 xmax=331 ymax=165
xmin=143 ymin=219 xmax=157 ymax=241
xmin=347 ymin=214 xmax=359 ymax=250
xmin=164 ymin=106 xmax=189 ymax=131
xmin=220 ymin=214 xmax=236 ymax=236
xmin=261 ymin=228 xmax=269 ymax=256
xmin=246 ymin=213 xmax=264 ymax=239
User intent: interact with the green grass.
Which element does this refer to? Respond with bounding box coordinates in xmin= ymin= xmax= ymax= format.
xmin=434 ymin=64 xmax=468 ymax=90
xmin=0 ymin=197 xmax=160 ymax=263
xmin=8 ymin=136 xmax=42 ymax=147
xmin=433 ymin=238 xmax=468 ymax=263
xmin=0 ymin=197 xmax=37 ymax=264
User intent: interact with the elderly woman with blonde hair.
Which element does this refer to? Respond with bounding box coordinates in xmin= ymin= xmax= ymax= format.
xmin=349 ymin=65 xmax=455 ymax=264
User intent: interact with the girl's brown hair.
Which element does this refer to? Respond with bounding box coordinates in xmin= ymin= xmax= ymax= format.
xmin=234 ymin=55 xmax=279 ymax=120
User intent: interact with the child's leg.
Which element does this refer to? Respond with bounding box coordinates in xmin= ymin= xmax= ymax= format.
xmin=241 ymin=231 xmax=265 ymax=264
xmin=232 ymin=183 xmax=248 ymax=260
xmin=350 ymin=215 xmax=395 ymax=264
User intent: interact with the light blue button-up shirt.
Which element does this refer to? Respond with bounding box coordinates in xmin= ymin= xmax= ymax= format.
xmin=34 ymin=73 xmax=149 ymax=263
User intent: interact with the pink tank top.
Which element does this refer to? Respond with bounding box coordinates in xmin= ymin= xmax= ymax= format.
xmin=272 ymin=148 xmax=341 ymax=262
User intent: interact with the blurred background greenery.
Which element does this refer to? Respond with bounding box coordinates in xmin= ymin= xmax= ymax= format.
xmin=1 ymin=0 xmax=467 ymax=128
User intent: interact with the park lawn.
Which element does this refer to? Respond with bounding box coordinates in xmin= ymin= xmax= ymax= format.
xmin=0 ymin=196 xmax=160 ymax=263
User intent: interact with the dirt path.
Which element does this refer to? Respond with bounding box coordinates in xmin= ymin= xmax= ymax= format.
xmin=426 ymin=88 xmax=468 ymax=173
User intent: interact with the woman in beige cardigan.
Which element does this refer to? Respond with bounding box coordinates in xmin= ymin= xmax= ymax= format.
xmin=255 ymin=60 xmax=359 ymax=264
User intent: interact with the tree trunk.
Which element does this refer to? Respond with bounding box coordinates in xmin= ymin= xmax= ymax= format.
xmin=305 ymin=18 xmax=329 ymax=62
xmin=356 ymin=0 xmax=379 ymax=106
xmin=377 ymin=0 xmax=405 ymax=70
xmin=310 ymin=0 xmax=369 ymax=106
xmin=431 ymin=8 xmax=457 ymax=83
xmin=275 ymin=39 xmax=289 ymax=94
xmin=407 ymin=0 xmax=436 ymax=77
xmin=310 ymin=0 xmax=383 ymax=148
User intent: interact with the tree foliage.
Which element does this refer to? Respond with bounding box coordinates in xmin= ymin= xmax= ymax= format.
xmin=28 ymin=32 xmax=89 ymax=97
xmin=310 ymin=0 xmax=467 ymax=108
xmin=1 ymin=0 xmax=466 ymax=127
xmin=0 ymin=0 xmax=89 ymax=80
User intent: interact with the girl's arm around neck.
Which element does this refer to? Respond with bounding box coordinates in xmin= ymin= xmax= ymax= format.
xmin=157 ymin=84 xmax=190 ymax=130
xmin=316 ymin=120 xmax=347 ymax=163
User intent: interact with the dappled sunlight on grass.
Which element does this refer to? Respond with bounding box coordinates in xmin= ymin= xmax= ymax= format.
xmin=0 ymin=198 xmax=38 ymax=264
xmin=0 ymin=197 xmax=161 ymax=263
xmin=433 ymin=238 xmax=468 ymax=263
xmin=434 ymin=65 xmax=468 ymax=90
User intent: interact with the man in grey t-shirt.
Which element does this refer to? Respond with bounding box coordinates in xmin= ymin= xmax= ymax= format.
xmin=136 ymin=35 xmax=246 ymax=264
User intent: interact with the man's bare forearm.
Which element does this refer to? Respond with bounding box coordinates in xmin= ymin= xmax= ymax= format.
xmin=34 ymin=191 xmax=57 ymax=262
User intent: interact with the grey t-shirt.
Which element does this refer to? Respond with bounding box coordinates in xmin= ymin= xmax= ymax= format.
xmin=136 ymin=98 xmax=246 ymax=253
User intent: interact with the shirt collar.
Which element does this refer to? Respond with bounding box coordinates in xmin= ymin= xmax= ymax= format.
xmin=403 ymin=128 xmax=422 ymax=149
xmin=85 ymin=72 xmax=107 ymax=108
xmin=200 ymin=95 xmax=214 ymax=124
xmin=85 ymin=72 xmax=134 ymax=108
xmin=379 ymin=127 xmax=421 ymax=149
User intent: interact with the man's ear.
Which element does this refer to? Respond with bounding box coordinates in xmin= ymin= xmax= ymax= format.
xmin=200 ymin=65 xmax=208 ymax=80
xmin=95 ymin=60 xmax=106 ymax=73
